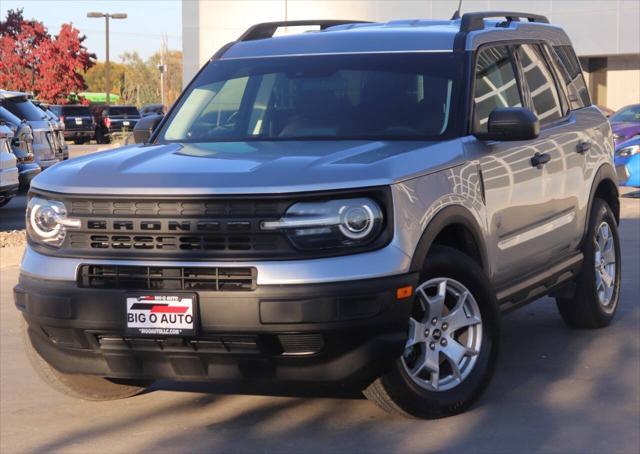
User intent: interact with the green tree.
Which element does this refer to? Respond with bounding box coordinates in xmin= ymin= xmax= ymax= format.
xmin=83 ymin=61 xmax=127 ymax=97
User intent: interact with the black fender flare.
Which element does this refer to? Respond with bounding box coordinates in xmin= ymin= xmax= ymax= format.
xmin=580 ymin=162 xmax=620 ymax=246
xmin=409 ymin=205 xmax=489 ymax=274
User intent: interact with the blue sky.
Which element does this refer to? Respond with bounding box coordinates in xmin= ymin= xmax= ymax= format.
xmin=0 ymin=0 xmax=182 ymax=61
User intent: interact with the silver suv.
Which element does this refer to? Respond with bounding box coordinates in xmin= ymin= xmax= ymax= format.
xmin=15 ymin=12 xmax=621 ymax=418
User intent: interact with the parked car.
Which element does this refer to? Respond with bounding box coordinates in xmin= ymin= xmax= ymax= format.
xmin=0 ymin=122 xmax=19 ymax=207
xmin=615 ymin=136 xmax=640 ymax=187
xmin=48 ymin=104 xmax=95 ymax=144
xmin=17 ymin=13 xmax=622 ymax=419
xmin=94 ymin=105 xmax=140 ymax=143
xmin=610 ymin=103 xmax=640 ymax=145
xmin=0 ymin=91 xmax=59 ymax=170
xmin=33 ymin=101 xmax=69 ymax=161
xmin=0 ymin=107 xmax=41 ymax=189
xmin=140 ymin=103 xmax=165 ymax=117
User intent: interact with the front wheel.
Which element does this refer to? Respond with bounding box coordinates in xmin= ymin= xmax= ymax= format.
xmin=22 ymin=321 xmax=152 ymax=401
xmin=364 ymin=246 xmax=500 ymax=418
xmin=556 ymin=198 xmax=621 ymax=328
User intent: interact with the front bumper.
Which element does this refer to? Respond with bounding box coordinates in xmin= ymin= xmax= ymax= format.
xmin=615 ymin=163 xmax=630 ymax=185
xmin=18 ymin=165 xmax=41 ymax=189
xmin=0 ymin=182 xmax=19 ymax=201
xmin=16 ymin=271 xmax=418 ymax=385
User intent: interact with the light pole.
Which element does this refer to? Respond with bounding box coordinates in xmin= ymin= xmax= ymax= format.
xmin=87 ymin=12 xmax=127 ymax=105
xmin=158 ymin=63 xmax=166 ymax=108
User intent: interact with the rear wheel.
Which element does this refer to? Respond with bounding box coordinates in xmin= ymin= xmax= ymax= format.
xmin=556 ymin=198 xmax=621 ymax=328
xmin=22 ymin=321 xmax=152 ymax=401
xmin=363 ymin=246 xmax=500 ymax=418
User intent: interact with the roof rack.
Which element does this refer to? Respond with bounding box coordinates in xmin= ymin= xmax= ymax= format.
xmin=460 ymin=11 xmax=549 ymax=33
xmin=238 ymin=20 xmax=371 ymax=42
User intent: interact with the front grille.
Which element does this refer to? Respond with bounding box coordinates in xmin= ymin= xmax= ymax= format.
xmin=31 ymin=188 xmax=393 ymax=260
xmin=78 ymin=265 xmax=257 ymax=291
xmin=278 ymin=334 xmax=325 ymax=355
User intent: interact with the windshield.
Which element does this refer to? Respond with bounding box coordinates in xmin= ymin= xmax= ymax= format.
xmin=109 ymin=106 xmax=140 ymax=117
xmin=0 ymin=98 xmax=47 ymax=122
xmin=610 ymin=105 xmax=640 ymax=123
xmin=160 ymin=53 xmax=464 ymax=143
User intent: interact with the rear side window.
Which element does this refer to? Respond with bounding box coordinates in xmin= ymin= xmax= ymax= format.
xmin=516 ymin=44 xmax=565 ymax=125
xmin=551 ymin=45 xmax=591 ymax=109
xmin=473 ymin=46 xmax=522 ymax=133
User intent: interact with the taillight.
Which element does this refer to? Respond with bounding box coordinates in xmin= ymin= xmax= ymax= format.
xmin=59 ymin=115 xmax=65 ymax=123
xmin=104 ymin=117 xmax=111 ymax=128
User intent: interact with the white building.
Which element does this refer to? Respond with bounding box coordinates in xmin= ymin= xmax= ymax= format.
xmin=182 ymin=0 xmax=640 ymax=110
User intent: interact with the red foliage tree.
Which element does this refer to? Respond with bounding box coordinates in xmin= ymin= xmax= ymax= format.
xmin=0 ymin=9 xmax=95 ymax=103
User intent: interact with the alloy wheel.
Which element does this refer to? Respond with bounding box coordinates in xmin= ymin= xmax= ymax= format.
xmin=401 ymin=277 xmax=483 ymax=392
xmin=594 ymin=221 xmax=617 ymax=311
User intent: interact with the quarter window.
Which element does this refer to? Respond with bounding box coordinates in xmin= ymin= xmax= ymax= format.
xmin=516 ymin=44 xmax=565 ymax=124
xmin=474 ymin=46 xmax=522 ymax=133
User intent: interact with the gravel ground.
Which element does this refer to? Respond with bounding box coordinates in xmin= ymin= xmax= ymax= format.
xmin=0 ymin=230 xmax=25 ymax=249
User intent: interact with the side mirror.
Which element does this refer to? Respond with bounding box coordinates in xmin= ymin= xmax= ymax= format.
xmin=475 ymin=107 xmax=540 ymax=142
xmin=133 ymin=113 xmax=163 ymax=144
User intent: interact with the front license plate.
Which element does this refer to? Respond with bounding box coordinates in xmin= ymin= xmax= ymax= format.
xmin=75 ymin=118 xmax=83 ymax=125
xmin=126 ymin=295 xmax=196 ymax=336
xmin=123 ymin=121 xmax=130 ymax=126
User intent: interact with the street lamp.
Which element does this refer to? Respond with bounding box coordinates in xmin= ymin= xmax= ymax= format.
xmin=87 ymin=12 xmax=128 ymax=105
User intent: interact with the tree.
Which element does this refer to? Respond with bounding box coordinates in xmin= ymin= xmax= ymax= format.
xmin=83 ymin=61 xmax=127 ymax=97
xmin=0 ymin=9 xmax=95 ymax=103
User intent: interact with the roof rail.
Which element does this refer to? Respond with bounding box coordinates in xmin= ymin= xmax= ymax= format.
xmin=459 ymin=11 xmax=549 ymax=33
xmin=238 ymin=20 xmax=370 ymax=42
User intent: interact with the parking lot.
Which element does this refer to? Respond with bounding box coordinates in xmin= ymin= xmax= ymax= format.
xmin=0 ymin=145 xmax=639 ymax=453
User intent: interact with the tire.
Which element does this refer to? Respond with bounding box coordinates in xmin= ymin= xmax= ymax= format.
xmin=363 ymin=245 xmax=500 ymax=418
xmin=73 ymin=138 xmax=83 ymax=145
xmin=556 ymin=198 xmax=621 ymax=328
xmin=22 ymin=321 xmax=152 ymax=401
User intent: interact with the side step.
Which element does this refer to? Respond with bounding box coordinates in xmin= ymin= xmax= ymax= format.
xmin=496 ymin=253 xmax=583 ymax=313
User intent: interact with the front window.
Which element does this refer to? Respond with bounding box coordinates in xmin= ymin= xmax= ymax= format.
xmin=160 ymin=53 xmax=464 ymax=142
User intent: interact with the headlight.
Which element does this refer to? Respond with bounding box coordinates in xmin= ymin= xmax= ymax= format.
xmin=617 ymin=144 xmax=640 ymax=158
xmin=26 ymin=197 xmax=80 ymax=247
xmin=261 ymin=198 xmax=384 ymax=250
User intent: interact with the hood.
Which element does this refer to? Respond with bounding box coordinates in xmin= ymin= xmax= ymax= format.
xmin=31 ymin=140 xmax=464 ymax=195
xmin=612 ymin=122 xmax=640 ymax=137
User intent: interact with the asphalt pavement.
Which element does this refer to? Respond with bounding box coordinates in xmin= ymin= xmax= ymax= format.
xmin=0 ymin=155 xmax=639 ymax=452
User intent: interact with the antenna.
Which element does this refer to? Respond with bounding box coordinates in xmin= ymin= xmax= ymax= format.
xmin=451 ymin=0 xmax=463 ymax=20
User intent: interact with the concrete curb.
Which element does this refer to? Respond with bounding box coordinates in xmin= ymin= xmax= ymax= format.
xmin=0 ymin=246 xmax=24 ymax=268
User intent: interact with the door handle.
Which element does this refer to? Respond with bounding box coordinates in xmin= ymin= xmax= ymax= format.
xmin=531 ymin=152 xmax=551 ymax=169
xmin=577 ymin=141 xmax=591 ymax=154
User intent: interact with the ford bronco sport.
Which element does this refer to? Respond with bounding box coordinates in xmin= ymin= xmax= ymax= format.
xmin=15 ymin=13 xmax=621 ymax=418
